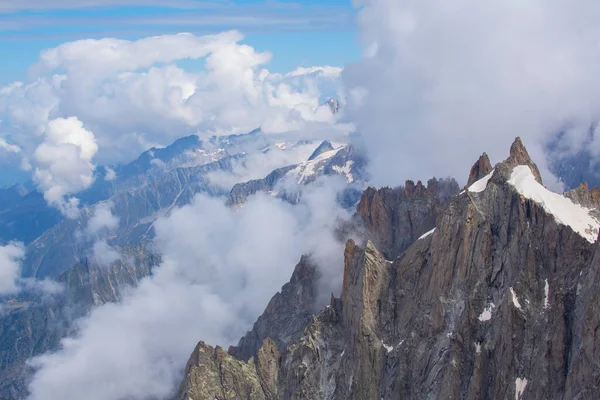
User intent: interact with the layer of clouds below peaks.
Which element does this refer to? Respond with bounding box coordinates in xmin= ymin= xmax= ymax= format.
xmin=27 ymin=180 xmax=349 ymax=400
xmin=0 ymin=243 xmax=25 ymax=296
xmin=345 ymin=0 xmax=600 ymax=187
xmin=84 ymin=203 xmax=121 ymax=267
xmin=0 ymin=242 xmax=63 ymax=298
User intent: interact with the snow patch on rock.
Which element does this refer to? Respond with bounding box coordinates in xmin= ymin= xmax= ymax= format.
xmin=478 ymin=303 xmax=495 ymax=322
xmin=515 ymin=377 xmax=528 ymax=400
xmin=544 ymin=279 xmax=550 ymax=309
xmin=332 ymin=160 xmax=354 ymax=182
xmin=289 ymin=146 xmax=345 ymax=184
xmin=510 ymin=287 xmax=522 ymax=311
xmin=418 ymin=228 xmax=436 ymax=240
xmin=381 ymin=340 xmax=394 ymax=353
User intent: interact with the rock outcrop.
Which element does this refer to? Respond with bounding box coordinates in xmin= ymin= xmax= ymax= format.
xmin=175 ymin=138 xmax=600 ymax=399
xmin=228 ymin=256 xmax=320 ymax=361
xmin=466 ymin=153 xmax=492 ymax=187
xmin=356 ymin=177 xmax=459 ymax=259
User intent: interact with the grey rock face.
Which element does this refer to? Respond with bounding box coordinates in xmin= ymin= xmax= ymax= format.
xmin=175 ymin=138 xmax=600 ymax=400
xmin=356 ymin=177 xmax=459 ymax=259
xmin=228 ymin=166 xmax=297 ymax=207
xmin=308 ymin=141 xmax=335 ymax=161
xmin=228 ymin=256 xmax=320 ymax=362
xmin=175 ymin=341 xmax=271 ymax=400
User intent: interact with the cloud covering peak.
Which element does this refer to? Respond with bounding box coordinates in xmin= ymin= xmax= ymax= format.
xmin=345 ymin=0 xmax=600 ymax=186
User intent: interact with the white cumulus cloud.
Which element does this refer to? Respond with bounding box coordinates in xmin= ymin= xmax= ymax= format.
xmin=0 ymin=31 xmax=344 ymax=169
xmin=33 ymin=117 xmax=98 ymax=217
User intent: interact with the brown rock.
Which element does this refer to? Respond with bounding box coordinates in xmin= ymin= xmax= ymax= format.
xmin=176 ymin=138 xmax=600 ymax=400
xmin=466 ymin=153 xmax=492 ymax=187
xmin=504 ymin=137 xmax=544 ymax=184
xmin=355 ymin=178 xmax=459 ymax=259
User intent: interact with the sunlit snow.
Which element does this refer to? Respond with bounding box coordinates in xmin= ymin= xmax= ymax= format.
xmin=508 ymin=165 xmax=600 ymax=243
xmin=289 ymin=146 xmax=345 ymax=184
xmin=381 ymin=340 xmax=394 ymax=353
xmin=468 ymin=169 xmax=495 ymax=193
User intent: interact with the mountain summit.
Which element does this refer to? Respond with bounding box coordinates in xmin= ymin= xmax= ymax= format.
xmin=175 ymin=138 xmax=600 ymax=399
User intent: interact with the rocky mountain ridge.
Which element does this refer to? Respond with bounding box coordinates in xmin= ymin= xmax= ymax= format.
xmin=175 ymin=138 xmax=600 ymax=400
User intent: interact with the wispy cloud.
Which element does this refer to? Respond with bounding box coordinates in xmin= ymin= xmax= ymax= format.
xmin=0 ymin=1 xmax=355 ymax=38
xmin=0 ymin=0 xmax=220 ymax=13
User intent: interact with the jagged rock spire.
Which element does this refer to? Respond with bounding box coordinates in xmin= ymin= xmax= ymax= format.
xmin=505 ymin=137 xmax=543 ymax=184
xmin=466 ymin=153 xmax=493 ymax=187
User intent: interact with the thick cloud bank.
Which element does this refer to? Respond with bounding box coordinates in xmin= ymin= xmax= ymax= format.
xmin=344 ymin=0 xmax=600 ymax=186
xmin=27 ymin=181 xmax=348 ymax=400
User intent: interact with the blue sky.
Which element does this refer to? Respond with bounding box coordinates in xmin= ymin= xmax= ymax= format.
xmin=0 ymin=0 xmax=360 ymax=85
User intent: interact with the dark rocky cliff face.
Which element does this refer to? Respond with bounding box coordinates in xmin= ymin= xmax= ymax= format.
xmin=228 ymin=256 xmax=320 ymax=362
xmin=175 ymin=138 xmax=600 ymax=400
xmin=356 ymin=177 xmax=459 ymax=259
